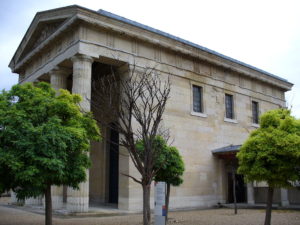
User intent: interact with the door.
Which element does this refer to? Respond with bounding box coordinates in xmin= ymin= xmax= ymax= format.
xmin=108 ymin=127 xmax=119 ymax=204
xmin=228 ymin=173 xmax=246 ymax=203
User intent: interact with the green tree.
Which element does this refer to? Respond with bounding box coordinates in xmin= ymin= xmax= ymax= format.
xmin=237 ymin=108 xmax=300 ymax=225
xmin=136 ymin=136 xmax=185 ymax=221
xmin=0 ymin=82 xmax=100 ymax=225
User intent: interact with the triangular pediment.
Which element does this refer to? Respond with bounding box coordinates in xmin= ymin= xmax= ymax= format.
xmin=18 ymin=19 xmax=66 ymax=61
xmin=10 ymin=5 xmax=82 ymax=71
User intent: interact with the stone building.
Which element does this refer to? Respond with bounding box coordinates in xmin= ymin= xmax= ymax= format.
xmin=9 ymin=5 xmax=299 ymax=212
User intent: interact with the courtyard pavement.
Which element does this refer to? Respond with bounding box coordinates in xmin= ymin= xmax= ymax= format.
xmin=0 ymin=199 xmax=299 ymax=225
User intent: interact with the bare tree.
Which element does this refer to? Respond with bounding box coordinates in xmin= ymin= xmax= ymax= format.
xmin=91 ymin=63 xmax=171 ymax=225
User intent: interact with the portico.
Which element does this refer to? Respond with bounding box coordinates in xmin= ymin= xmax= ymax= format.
xmin=212 ymin=145 xmax=291 ymax=206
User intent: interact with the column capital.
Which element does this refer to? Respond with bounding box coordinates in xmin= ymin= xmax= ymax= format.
xmin=50 ymin=66 xmax=70 ymax=91
xmin=49 ymin=66 xmax=71 ymax=77
xmin=71 ymin=54 xmax=93 ymax=64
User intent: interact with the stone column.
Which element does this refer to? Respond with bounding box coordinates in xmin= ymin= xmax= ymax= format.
xmin=71 ymin=54 xmax=93 ymax=111
xmin=18 ymin=74 xmax=25 ymax=83
xmin=49 ymin=66 xmax=70 ymax=209
xmin=247 ymin=182 xmax=255 ymax=205
xmin=49 ymin=66 xmax=70 ymax=90
xmin=67 ymin=54 xmax=93 ymax=212
xmin=280 ymin=188 xmax=289 ymax=206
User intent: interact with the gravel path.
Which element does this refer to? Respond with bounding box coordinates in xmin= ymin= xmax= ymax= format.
xmin=0 ymin=204 xmax=299 ymax=225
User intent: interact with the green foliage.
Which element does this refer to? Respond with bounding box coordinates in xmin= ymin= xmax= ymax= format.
xmin=136 ymin=136 xmax=185 ymax=186
xmin=237 ymin=108 xmax=300 ymax=187
xmin=154 ymin=146 xmax=185 ymax=186
xmin=0 ymin=82 xmax=100 ymax=199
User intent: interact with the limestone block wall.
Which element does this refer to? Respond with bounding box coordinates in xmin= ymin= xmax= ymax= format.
xmin=113 ymin=64 xmax=285 ymax=210
xmin=79 ymin=24 xmax=286 ymax=210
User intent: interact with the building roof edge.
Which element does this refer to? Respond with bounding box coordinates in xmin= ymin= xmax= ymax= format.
xmin=97 ymin=9 xmax=290 ymax=84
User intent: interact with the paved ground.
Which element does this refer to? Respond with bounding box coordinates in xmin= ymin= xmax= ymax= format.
xmin=0 ymin=203 xmax=299 ymax=225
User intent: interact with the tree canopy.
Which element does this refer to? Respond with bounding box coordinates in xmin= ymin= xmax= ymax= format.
xmin=0 ymin=82 xmax=100 ymax=199
xmin=237 ymin=108 xmax=300 ymax=225
xmin=153 ymin=144 xmax=184 ymax=187
xmin=237 ymin=108 xmax=300 ymax=187
xmin=136 ymin=136 xmax=184 ymax=185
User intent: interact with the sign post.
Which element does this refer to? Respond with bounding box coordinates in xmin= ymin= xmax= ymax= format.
xmin=154 ymin=182 xmax=166 ymax=225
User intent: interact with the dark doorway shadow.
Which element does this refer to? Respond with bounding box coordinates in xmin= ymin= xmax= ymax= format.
xmin=108 ymin=124 xmax=119 ymax=204
xmin=228 ymin=173 xmax=246 ymax=203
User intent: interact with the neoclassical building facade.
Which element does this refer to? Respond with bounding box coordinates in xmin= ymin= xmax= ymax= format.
xmin=9 ymin=5 xmax=298 ymax=212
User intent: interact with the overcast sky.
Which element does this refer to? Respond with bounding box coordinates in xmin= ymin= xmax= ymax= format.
xmin=1 ymin=0 xmax=299 ymax=117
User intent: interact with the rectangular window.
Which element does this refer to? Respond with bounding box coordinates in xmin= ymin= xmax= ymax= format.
xmin=192 ymin=85 xmax=203 ymax=113
xmin=225 ymin=94 xmax=234 ymax=119
xmin=252 ymin=101 xmax=259 ymax=124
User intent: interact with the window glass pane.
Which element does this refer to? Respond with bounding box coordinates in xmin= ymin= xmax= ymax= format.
xmin=225 ymin=94 xmax=234 ymax=119
xmin=252 ymin=101 xmax=259 ymax=124
xmin=193 ymin=85 xmax=202 ymax=113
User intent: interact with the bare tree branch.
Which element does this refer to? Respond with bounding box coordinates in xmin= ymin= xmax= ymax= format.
xmin=90 ymin=61 xmax=171 ymax=225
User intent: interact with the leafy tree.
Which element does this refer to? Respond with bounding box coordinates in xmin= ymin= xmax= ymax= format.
xmin=0 ymin=82 xmax=100 ymax=225
xmin=136 ymin=136 xmax=185 ymax=221
xmin=237 ymin=108 xmax=300 ymax=225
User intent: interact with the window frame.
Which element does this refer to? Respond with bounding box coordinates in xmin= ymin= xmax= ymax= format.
xmin=252 ymin=100 xmax=259 ymax=125
xmin=225 ymin=93 xmax=235 ymax=119
xmin=190 ymin=82 xmax=207 ymax=118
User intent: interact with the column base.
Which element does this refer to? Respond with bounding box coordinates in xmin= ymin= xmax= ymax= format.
xmin=67 ymin=196 xmax=89 ymax=212
xmin=281 ymin=200 xmax=290 ymax=207
xmin=247 ymin=200 xmax=255 ymax=205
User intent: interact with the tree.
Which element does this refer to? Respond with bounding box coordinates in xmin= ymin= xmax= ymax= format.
xmin=136 ymin=136 xmax=185 ymax=221
xmin=91 ymin=65 xmax=171 ymax=225
xmin=237 ymin=108 xmax=300 ymax=225
xmin=0 ymin=82 xmax=100 ymax=225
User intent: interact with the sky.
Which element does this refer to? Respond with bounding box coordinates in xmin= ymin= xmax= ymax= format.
xmin=1 ymin=0 xmax=300 ymax=117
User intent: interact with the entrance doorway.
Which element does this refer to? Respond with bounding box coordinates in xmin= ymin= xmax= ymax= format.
xmin=228 ymin=173 xmax=246 ymax=203
xmin=108 ymin=126 xmax=119 ymax=204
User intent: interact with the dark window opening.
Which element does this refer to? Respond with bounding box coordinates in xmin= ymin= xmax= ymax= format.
xmin=225 ymin=94 xmax=234 ymax=119
xmin=193 ymin=85 xmax=203 ymax=113
xmin=252 ymin=101 xmax=259 ymax=124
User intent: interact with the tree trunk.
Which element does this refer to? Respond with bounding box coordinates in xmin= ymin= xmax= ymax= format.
xmin=165 ymin=183 xmax=171 ymax=222
xmin=142 ymin=184 xmax=151 ymax=225
xmin=264 ymin=186 xmax=274 ymax=225
xmin=45 ymin=184 xmax=52 ymax=225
